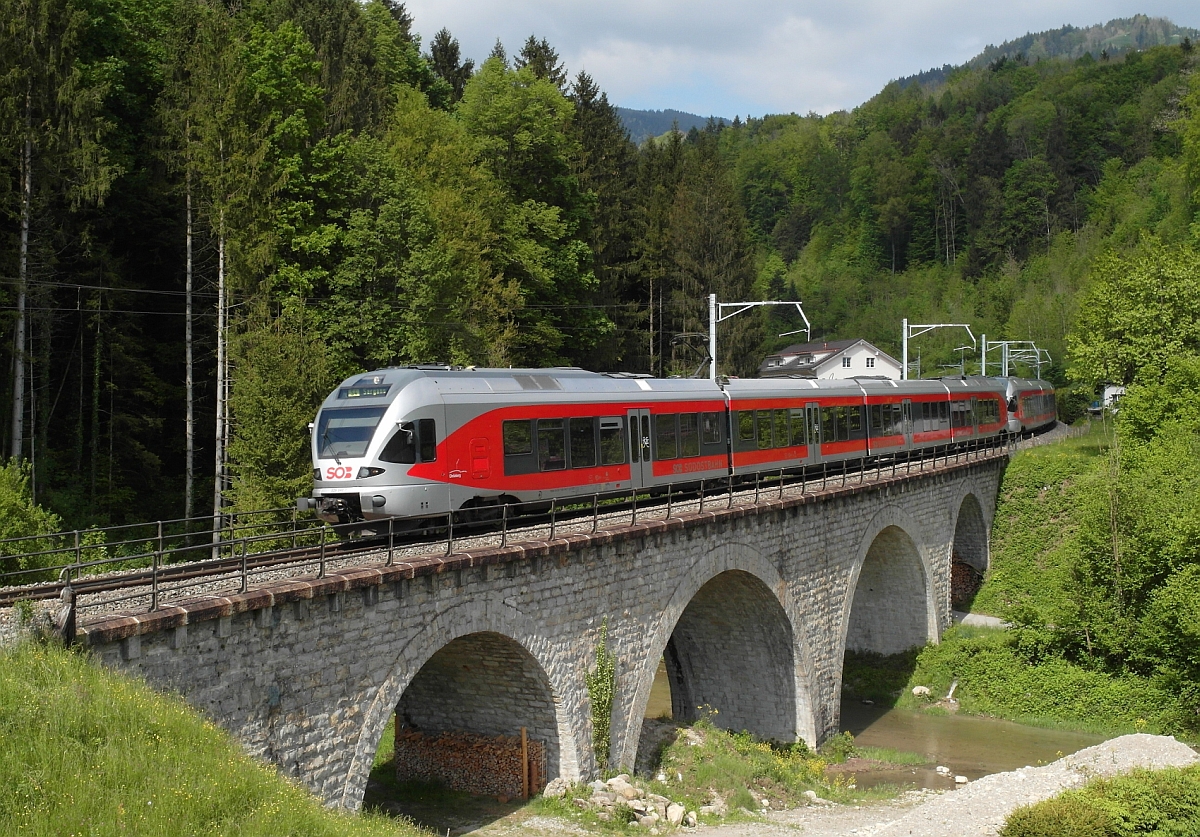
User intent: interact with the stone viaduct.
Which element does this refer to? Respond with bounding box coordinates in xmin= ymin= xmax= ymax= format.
xmin=81 ymin=455 xmax=1004 ymax=810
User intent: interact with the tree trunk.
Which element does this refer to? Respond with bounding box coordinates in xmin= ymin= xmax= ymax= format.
xmin=11 ymin=88 xmax=31 ymax=461
xmin=213 ymin=222 xmax=226 ymax=541
xmin=185 ymin=180 xmax=194 ymax=522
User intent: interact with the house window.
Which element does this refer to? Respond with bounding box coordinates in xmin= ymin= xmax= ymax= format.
xmin=842 ymin=357 xmax=851 ymax=368
xmin=866 ymin=357 xmax=875 ymax=368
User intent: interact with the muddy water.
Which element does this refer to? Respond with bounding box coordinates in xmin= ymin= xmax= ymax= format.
xmin=642 ymin=661 xmax=1107 ymax=789
xmin=838 ymin=701 xmax=1107 ymax=787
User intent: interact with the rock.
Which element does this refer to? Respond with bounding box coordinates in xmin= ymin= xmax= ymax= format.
xmin=955 ymin=775 xmax=969 ymax=784
xmin=621 ymin=785 xmax=642 ymax=800
xmin=572 ymin=798 xmax=590 ymax=809
xmin=698 ymin=805 xmax=718 ymax=816
xmin=655 ymin=771 xmax=667 ymax=782
xmin=912 ymin=685 xmax=931 ymax=697
xmin=638 ymin=813 xmax=660 ymax=827
xmin=684 ymin=811 xmax=697 ymax=828
xmin=935 ymin=765 xmax=951 ymax=775
xmin=804 ymin=790 xmax=818 ymax=801
xmin=647 ymin=793 xmax=670 ymax=804
xmin=543 ymin=777 xmax=571 ymax=798
xmin=612 ymin=773 xmax=632 ymax=784
xmin=596 ymin=812 xmax=611 ymax=822
xmin=591 ymin=791 xmax=616 ymax=806
xmin=589 ymin=780 xmax=607 ymax=791
xmin=667 ymin=803 xmax=685 ymax=826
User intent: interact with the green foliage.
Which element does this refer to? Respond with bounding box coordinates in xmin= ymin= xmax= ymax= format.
xmin=226 ymin=310 xmax=338 ymax=514
xmin=585 ymin=619 xmax=615 ymax=771
xmin=1001 ymin=765 xmax=1200 ymax=837
xmin=1068 ymin=238 xmax=1200 ymax=386
xmin=898 ymin=626 xmax=1183 ymax=732
xmin=0 ymin=642 xmax=417 ymax=836
xmin=0 ymin=459 xmax=63 ymax=577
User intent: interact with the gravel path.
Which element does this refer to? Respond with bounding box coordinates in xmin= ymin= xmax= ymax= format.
xmin=703 ymin=734 xmax=1197 ymax=837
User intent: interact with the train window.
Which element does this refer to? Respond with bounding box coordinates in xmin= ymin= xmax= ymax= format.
xmin=418 ymin=419 xmax=437 ymax=461
xmin=939 ymin=401 xmax=949 ymax=425
xmin=701 ymin=412 xmax=722 ymax=445
xmin=821 ymin=408 xmax=838 ymax=444
xmin=379 ymin=422 xmax=417 ymax=464
xmin=655 ymin=413 xmax=678 ymax=460
xmin=738 ymin=411 xmax=755 ymax=444
xmin=642 ymin=415 xmax=651 ymax=459
xmin=316 ymin=406 xmax=387 ymax=460
xmin=570 ymin=417 xmax=598 ymax=468
xmin=503 ymin=420 xmax=533 ymax=455
xmin=789 ymin=409 xmax=806 ymax=446
xmin=600 ymin=418 xmax=625 ymax=465
xmin=848 ymin=406 xmax=863 ymax=439
xmin=950 ymin=401 xmax=971 ymax=428
xmin=537 ymin=419 xmax=566 ymax=470
xmin=774 ymin=410 xmax=789 ymax=447
xmin=679 ymin=413 xmax=700 ymax=457
xmin=869 ymin=405 xmax=882 ymax=435
xmin=756 ymin=410 xmax=773 ymax=449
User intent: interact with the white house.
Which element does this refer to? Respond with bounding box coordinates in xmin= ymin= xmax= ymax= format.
xmin=758 ymin=339 xmax=902 ymax=380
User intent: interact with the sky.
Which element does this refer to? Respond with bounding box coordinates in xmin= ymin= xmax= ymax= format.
xmin=403 ymin=1 xmax=1199 ymax=118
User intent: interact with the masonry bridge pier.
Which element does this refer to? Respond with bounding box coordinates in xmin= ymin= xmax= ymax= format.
xmin=82 ymin=455 xmax=1003 ymax=810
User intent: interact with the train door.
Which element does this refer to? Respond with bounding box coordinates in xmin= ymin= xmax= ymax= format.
xmin=902 ymin=399 xmax=914 ymax=449
xmin=805 ymin=403 xmax=821 ymax=464
xmin=627 ymin=408 xmax=652 ymax=488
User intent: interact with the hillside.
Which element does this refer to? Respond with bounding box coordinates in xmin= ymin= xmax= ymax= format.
xmin=897 ymin=15 xmax=1198 ymax=89
xmin=615 ymin=106 xmax=730 ymax=144
xmin=0 ymin=641 xmax=417 ymax=836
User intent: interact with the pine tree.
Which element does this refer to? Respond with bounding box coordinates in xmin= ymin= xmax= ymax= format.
xmin=515 ymin=35 xmax=567 ymax=89
xmin=428 ymin=28 xmax=474 ymax=102
xmin=570 ymin=71 xmax=640 ymax=371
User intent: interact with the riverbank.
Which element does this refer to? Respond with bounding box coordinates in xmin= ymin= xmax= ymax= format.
xmin=701 ymin=734 xmax=1198 ymax=837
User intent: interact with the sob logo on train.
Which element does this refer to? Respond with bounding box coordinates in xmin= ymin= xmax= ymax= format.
xmin=325 ymin=465 xmax=355 ymax=480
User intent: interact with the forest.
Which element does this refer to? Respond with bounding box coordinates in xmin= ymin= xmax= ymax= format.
xmin=1 ymin=0 xmax=1199 ymax=532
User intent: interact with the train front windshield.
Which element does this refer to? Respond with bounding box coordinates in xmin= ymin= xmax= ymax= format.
xmin=316 ymin=406 xmax=387 ymax=459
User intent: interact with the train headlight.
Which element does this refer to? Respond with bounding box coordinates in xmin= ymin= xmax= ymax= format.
xmin=313 ymin=468 xmax=321 ymax=481
xmin=357 ymin=466 xmax=386 ymax=479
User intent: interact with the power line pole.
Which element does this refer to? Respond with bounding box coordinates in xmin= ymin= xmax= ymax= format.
xmin=708 ymin=294 xmax=811 ymax=381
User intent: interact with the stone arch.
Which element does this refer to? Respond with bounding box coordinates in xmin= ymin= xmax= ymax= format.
xmin=952 ymin=492 xmax=988 ymax=574
xmin=842 ymin=507 xmax=936 ymax=656
xmin=612 ymin=542 xmax=814 ymax=771
xmin=339 ymin=600 xmax=582 ymax=810
xmin=950 ymin=492 xmax=988 ymax=609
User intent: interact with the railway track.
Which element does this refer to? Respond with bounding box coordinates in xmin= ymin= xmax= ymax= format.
xmin=0 ymin=434 xmax=1035 ymax=620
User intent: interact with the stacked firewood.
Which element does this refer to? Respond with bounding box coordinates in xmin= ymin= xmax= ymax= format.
xmin=394 ymin=726 xmax=546 ymax=799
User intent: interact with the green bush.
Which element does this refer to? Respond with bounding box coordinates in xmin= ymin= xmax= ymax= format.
xmin=1001 ymin=765 xmax=1200 ymax=837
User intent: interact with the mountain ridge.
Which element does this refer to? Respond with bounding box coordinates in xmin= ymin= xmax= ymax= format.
xmin=896 ymin=14 xmax=1198 ymax=90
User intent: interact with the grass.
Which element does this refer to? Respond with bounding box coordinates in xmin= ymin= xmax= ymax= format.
xmin=0 ymin=641 xmax=424 ymax=837
xmin=972 ymin=420 xmax=1110 ymax=620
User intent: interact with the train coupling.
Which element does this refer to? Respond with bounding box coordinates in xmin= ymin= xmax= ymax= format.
xmin=297 ymin=495 xmax=357 ymax=524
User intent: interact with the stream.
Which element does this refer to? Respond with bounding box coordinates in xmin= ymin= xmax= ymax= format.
xmin=645 ymin=660 xmax=1108 ymax=790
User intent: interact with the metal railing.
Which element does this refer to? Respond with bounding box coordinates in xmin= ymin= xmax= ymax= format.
xmin=0 ymin=433 xmax=1016 ymax=627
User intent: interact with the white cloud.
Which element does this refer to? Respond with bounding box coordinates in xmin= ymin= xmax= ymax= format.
xmin=402 ymin=0 xmax=1200 ymax=116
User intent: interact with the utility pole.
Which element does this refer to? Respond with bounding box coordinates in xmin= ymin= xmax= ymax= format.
xmin=708 ymin=294 xmax=811 ymax=381
xmin=901 ymin=321 xmax=976 ymax=380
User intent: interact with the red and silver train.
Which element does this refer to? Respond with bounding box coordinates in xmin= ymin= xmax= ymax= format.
xmin=301 ymin=367 xmax=1055 ymax=528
